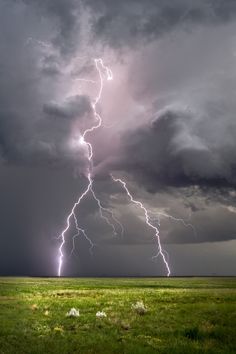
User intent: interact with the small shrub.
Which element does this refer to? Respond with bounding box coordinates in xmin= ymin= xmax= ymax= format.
xmin=131 ymin=300 xmax=147 ymax=315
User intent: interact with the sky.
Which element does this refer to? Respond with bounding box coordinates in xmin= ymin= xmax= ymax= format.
xmin=0 ymin=0 xmax=236 ymax=276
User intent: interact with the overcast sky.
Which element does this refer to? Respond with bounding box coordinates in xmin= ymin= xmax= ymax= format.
xmin=0 ymin=0 xmax=236 ymax=276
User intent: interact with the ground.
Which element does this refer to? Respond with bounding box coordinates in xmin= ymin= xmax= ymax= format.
xmin=0 ymin=277 xmax=235 ymax=354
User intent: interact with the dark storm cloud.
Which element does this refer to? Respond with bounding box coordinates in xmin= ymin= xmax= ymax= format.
xmin=0 ymin=0 xmax=92 ymax=168
xmin=85 ymin=0 xmax=236 ymax=48
xmin=115 ymin=106 xmax=236 ymax=190
xmin=0 ymin=94 xmax=92 ymax=168
xmin=43 ymin=95 xmax=92 ymax=120
xmin=22 ymin=0 xmax=80 ymax=54
xmin=168 ymin=206 xmax=236 ymax=244
xmin=2 ymin=0 xmax=235 ymax=173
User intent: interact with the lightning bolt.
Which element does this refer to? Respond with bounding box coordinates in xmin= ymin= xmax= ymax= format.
xmin=110 ymin=175 xmax=171 ymax=277
xmin=57 ymin=59 xmax=116 ymax=277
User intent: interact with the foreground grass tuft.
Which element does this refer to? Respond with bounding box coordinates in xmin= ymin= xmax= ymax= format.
xmin=0 ymin=277 xmax=235 ymax=353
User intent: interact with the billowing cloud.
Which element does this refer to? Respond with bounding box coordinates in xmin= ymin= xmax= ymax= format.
xmin=0 ymin=0 xmax=94 ymax=169
xmin=113 ymin=104 xmax=236 ymax=190
xmin=85 ymin=0 xmax=236 ymax=48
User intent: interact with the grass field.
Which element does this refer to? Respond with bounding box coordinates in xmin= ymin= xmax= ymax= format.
xmin=0 ymin=277 xmax=235 ymax=354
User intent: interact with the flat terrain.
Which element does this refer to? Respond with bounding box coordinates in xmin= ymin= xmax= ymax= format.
xmin=0 ymin=277 xmax=235 ymax=354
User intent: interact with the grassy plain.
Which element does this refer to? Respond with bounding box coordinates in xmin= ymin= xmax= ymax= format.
xmin=0 ymin=277 xmax=235 ymax=354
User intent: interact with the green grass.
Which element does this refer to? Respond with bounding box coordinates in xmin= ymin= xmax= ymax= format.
xmin=0 ymin=277 xmax=235 ymax=354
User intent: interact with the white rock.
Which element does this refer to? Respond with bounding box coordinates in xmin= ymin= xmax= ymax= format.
xmin=66 ymin=308 xmax=80 ymax=317
xmin=96 ymin=311 xmax=107 ymax=318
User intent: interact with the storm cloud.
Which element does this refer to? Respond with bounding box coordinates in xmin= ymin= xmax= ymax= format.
xmin=85 ymin=0 xmax=236 ymax=48
xmin=116 ymin=104 xmax=236 ymax=190
xmin=0 ymin=0 xmax=235 ymax=276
